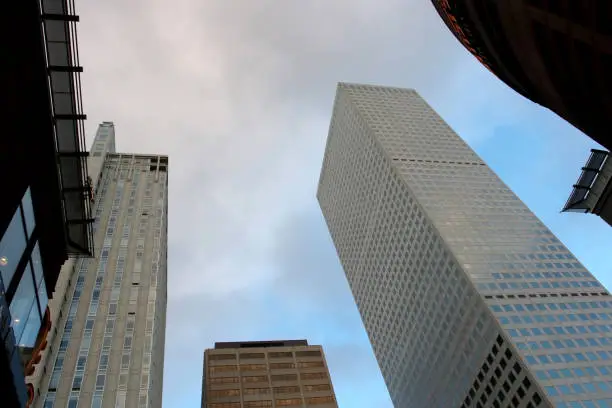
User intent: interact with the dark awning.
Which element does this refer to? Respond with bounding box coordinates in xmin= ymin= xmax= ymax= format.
xmin=562 ymin=149 xmax=609 ymax=212
xmin=40 ymin=0 xmax=94 ymax=255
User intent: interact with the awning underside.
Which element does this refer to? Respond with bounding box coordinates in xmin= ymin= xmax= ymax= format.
xmin=41 ymin=0 xmax=94 ymax=256
xmin=563 ymin=149 xmax=609 ymax=212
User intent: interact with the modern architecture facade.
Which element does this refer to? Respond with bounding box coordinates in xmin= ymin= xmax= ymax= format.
xmin=27 ymin=123 xmax=168 ymax=408
xmin=202 ymin=340 xmax=338 ymax=408
xmin=3 ymin=0 xmax=94 ymax=406
xmin=430 ymin=0 xmax=612 ymax=151
xmin=563 ymin=149 xmax=612 ymax=227
xmin=318 ymin=83 xmax=612 ymax=407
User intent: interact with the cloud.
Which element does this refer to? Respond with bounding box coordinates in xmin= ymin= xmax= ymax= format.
xmin=70 ymin=0 xmax=612 ymax=407
xmin=76 ymin=0 xmax=503 ymax=301
xmin=163 ymin=206 xmax=392 ymax=407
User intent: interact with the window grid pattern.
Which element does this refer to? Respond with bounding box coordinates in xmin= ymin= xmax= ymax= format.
xmin=43 ymin=162 xmax=113 ymax=406
xmin=461 ymin=335 xmax=547 ymax=408
xmin=114 ymin=159 xmax=136 ymax=408
xmin=96 ymin=176 xmax=132 ymax=408
xmin=67 ymin=172 xmax=122 ymax=403
xmin=138 ymin=169 xmax=153 ymax=408
xmin=146 ymin=158 xmax=168 ymax=408
xmin=40 ymin=147 xmax=167 ymax=408
xmin=204 ymin=346 xmax=338 ymax=407
xmin=317 ymin=83 xmax=612 ymax=407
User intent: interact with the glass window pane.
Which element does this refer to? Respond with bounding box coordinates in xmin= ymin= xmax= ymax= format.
xmin=18 ymin=301 xmax=42 ymax=348
xmin=37 ymin=274 xmax=48 ymax=320
xmin=21 ymin=187 xmax=36 ymax=236
xmin=43 ymin=392 xmax=55 ymax=408
xmin=32 ymin=244 xmax=49 ymax=315
xmin=96 ymin=374 xmax=105 ymax=386
xmin=92 ymin=396 xmax=102 ymax=408
xmin=0 ymin=207 xmax=27 ymax=286
xmin=9 ymin=266 xmax=37 ymax=342
xmin=31 ymin=243 xmax=44 ymax=287
xmin=49 ymin=372 xmax=61 ymax=389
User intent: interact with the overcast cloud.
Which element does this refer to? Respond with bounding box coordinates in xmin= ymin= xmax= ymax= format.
xmin=73 ymin=0 xmax=612 ymax=407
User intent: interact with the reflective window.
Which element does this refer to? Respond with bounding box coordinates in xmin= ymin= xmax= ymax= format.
xmin=31 ymin=244 xmax=44 ymax=286
xmin=36 ymin=275 xmax=48 ymax=322
xmin=91 ymin=396 xmax=102 ymax=408
xmin=43 ymin=392 xmax=55 ymax=408
xmin=73 ymin=375 xmax=82 ymax=389
xmin=0 ymin=206 xmax=27 ymax=286
xmin=100 ymin=353 xmax=109 ymax=369
xmin=9 ymin=266 xmax=37 ymax=343
xmin=49 ymin=371 xmax=61 ymax=389
xmin=96 ymin=374 xmax=105 ymax=390
xmin=31 ymin=244 xmax=48 ymax=315
xmin=76 ymin=356 xmax=87 ymax=370
xmin=21 ymin=187 xmax=36 ymax=236
xmin=18 ymin=302 xmax=41 ymax=348
xmin=81 ymin=336 xmax=91 ymax=350
xmin=55 ymin=355 xmax=64 ymax=369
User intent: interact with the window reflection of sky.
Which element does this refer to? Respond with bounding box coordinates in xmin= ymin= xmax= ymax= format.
xmin=21 ymin=187 xmax=35 ymax=237
xmin=0 ymin=187 xmax=48 ymax=349
xmin=0 ymin=206 xmax=27 ymax=286
xmin=9 ymin=244 xmax=47 ymax=348
xmin=9 ymin=263 xmax=37 ymax=344
xmin=32 ymin=245 xmax=49 ymax=328
xmin=19 ymin=301 xmax=41 ymax=347
xmin=32 ymin=243 xmax=46 ymax=287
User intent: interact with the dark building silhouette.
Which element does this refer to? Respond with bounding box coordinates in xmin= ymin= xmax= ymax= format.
xmin=431 ymin=0 xmax=612 ymax=150
xmin=2 ymin=0 xmax=94 ymax=406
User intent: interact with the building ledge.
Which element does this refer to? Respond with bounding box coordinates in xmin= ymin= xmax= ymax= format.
xmin=562 ymin=149 xmax=609 ymax=213
xmin=40 ymin=0 xmax=94 ymax=256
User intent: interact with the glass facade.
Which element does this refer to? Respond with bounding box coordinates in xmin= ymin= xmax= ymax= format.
xmin=0 ymin=187 xmax=48 ymax=350
xmin=318 ymin=83 xmax=612 ymax=408
xmin=0 ymin=200 xmax=28 ymax=286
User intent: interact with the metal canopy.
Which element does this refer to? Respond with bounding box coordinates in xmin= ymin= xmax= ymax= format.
xmin=40 ymin=0 xmax=94 ymax=256
xmin=562 ymin=149 xmax=610 ymax=213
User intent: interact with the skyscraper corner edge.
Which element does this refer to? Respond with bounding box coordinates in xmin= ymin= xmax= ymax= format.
xmin=317 ymin=83 xmax=612 ymax=407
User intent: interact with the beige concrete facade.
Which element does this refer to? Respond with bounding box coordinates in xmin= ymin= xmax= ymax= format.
xmin=202 ymin=340 xmax=338 ymax=408
xmin=27 ymin=123 xmax=168 ymax=408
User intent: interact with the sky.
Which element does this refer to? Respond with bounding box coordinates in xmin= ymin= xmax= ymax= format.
xmin=74 ymin=0 xmax=612 ymax=407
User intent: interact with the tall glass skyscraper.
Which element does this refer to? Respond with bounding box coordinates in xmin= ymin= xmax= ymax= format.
xmin=318 ymin=83 xmax=612 ymax=408
xmin=27 ymin=122 xmax=168 ymax=408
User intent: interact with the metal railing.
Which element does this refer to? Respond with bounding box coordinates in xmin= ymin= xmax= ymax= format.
xmin=38 ymin=0 xmax=94 ymax=256
xmin=562 ymin=149 xmax=609 ymax=212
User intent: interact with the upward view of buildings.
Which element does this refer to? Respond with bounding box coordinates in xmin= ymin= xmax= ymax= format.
xmin=4 ymin=0 xmax=612 ymax=407
xmin=26 ymin=123 xmax=169 ymax=408
xmin=430 ymin=0 xmax=612 ymax=152
xmin=318 ymin=83 xmax=612 ymax=407
xmin=4 ymin=1 xmax=170 ymax=407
